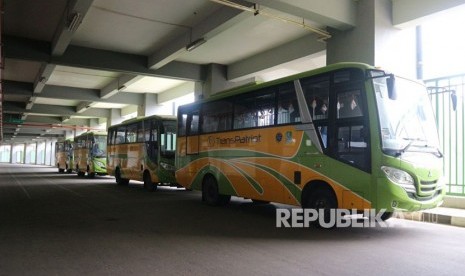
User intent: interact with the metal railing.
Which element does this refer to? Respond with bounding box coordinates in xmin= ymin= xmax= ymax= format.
xmin=425 ymin=74 xmax=465 ymax=196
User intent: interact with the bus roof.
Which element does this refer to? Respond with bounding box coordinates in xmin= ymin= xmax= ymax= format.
xmin=77 ymin=130 xmax=108 ymax=136
xmin=109 ymin=114 xmax=177 ymax=129
xmin=181 ymin=62 xmax=374 ymax=107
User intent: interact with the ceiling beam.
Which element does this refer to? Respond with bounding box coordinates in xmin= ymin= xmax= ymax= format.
xmin=100 ymin=74 xmax=143 ymax=99
xmin=33 ymin=64 xmax=56 ymax=93
xmin=392 ymin=0 xmax=465 ymax=28
xmin=3 ymin=102 xmax=110 ymax=118
xmin=51 ymin=0 xmax=94 ymax=56
xmin=253 ymin=0 xmax=356 ymax=30
xmin=3 ymin=80 xmax=144 ymax=105
xmin=3 ymin=35 xmax=205 ymax=82
xmin=228 ymin=34 xmax=326 ymax=81
xmin=148 ymin=1 xmax=253 ymax=69
xmin=76 ymin=101 xmax=95 ymax=113
xmin=157 ymin=82 xmax=196 ymax=103
xmin=19 ymin=115 xmax=91 ymax=127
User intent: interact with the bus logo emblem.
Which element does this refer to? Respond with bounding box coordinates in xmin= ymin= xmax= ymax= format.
xmin=276 ymin=132 xmax=283 ymax=142
xmin=285 ymin=131 xmax=293 ymax=144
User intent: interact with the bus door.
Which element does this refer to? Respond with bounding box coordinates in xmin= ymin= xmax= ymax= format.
xmin=144 ymin=119 xmax=158 ymax=165
xmin=327 ymin=78 xmax=372 ymax=209
xmin=186 ymin=109 xmax=200 ymax=155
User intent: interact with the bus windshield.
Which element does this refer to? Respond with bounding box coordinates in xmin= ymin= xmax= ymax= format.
xmin=161 ymin=121 xmax=177 ymax=158
xmin=93 ymin=135 xmax=107 ymax=157
xmin=373 ymin=75 xmax=441 ymax=157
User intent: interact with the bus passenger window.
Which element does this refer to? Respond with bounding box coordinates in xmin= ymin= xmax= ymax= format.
xmin=337 ymin=90 xmax=363 ymax=119
xmin=277 ymin=82 xmax=300 ymax=124
xmin=189 ymin=114 xmax=199 ymax=135
xmin=201 ymin=100 xmax=232 ymax=133
xmin=318 ymin=126 xmax=328 ymax=148
xmin=300 ymin=74 xmax=330 ymax=121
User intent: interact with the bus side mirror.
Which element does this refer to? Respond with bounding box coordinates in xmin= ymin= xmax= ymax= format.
xmin=386 ymin=75 xmax=397 ymax=100
xmin=451 ymin=91 xmax=457 ymax=111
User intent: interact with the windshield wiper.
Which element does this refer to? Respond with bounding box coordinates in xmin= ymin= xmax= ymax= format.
xmin=391 ymin=138 xmax=426 ymax=157
xmin=398 ymin=138 xmax=444 ymax=158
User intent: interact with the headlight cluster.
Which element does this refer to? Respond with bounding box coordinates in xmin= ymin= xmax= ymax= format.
xmin=160 ymin=162 xmax=176 ymax=171
xmin=381 ymin=166 xmax=416 ymax=193
xmin=94 ymin=161 xmax=105 ymax=168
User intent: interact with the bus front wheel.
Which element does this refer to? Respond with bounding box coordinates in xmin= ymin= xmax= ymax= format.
xmin=302 ymin=186 xmax=337 ymax=227
xmin=143 ymin=172 xmax=157 ymax=192
xmin=380 ymin=211 xmax=393 ymax=221
xmin=202 ymin=175 xmax=230 ymax=206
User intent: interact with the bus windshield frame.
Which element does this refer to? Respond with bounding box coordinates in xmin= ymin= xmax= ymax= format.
xmin=370 ymin=72 xmax=441 ymax=158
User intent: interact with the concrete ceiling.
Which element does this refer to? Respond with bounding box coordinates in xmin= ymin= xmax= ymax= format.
xmin=2 ymin=0 xmax=463 ymax=144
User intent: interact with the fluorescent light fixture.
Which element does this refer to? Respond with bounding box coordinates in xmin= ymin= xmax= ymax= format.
xmin=186 ymin=38 xmax=206 ymax=51
xmin=68 ymin=12 xmax=82 ymax=32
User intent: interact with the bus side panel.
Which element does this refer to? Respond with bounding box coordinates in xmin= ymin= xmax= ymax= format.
xmin=106 ymin=145 xmax=116 ymax=176
xmin=122 ymin=143 xmax=143 ymax=181
xmin=176 ymin=125 xmax=372 ymax=208
xmin=56 ymin=152 xmax=67 ymax=170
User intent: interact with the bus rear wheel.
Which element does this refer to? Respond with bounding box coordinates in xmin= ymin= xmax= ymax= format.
xmin=115 ymin=169 xmax=129 ymax=186
xmin=202 ymin=175 xmax=230 ymax=206
xmin=77 ymin=167 xmax=85 ymax=177
xmin=143 ymin=172 xmax=157 ymax=192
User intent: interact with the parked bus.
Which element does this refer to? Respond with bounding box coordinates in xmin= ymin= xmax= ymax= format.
xmin=176 ymin=62 xmax=445 ymax=220
xmin=55 ymin=139 xmax=74 ymax=173
xmin=74 ymin=131 xmax=107 ymax=177
xmin=107 ymin=115 xmax=177 ymax=191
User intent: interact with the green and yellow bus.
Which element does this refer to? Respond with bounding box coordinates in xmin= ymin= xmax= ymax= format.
xmin=176 ymin=62 xmax=445 ymax=220
xmin=74 ymin=131 xmax=107 ymax=177
xmin=55 ymin=139 xmax=74 ymax=173
xmin=107 ymin=115 xmax=177 ymax=191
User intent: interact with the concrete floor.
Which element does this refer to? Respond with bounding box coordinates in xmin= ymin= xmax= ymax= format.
xmin=1 ymin=163 xmax=464 ymax=276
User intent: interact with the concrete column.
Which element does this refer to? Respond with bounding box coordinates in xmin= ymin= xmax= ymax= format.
xmin=23 ymin=144 xmax=27 ymax=164
xmin=44 ymin=140 xmax=48 ymax=166
xmin=327 ymin=0 xmax=417 ymax=79
xmin=108 ymin=108 xmax=124 ymax=128
xmin=9 ymin=144 xmax=13 ymax=164
xmin=35 ymin=142 xmax=38 ymax=165
xmin=64 ymin=130 xmax=74 ymax=140
xmin=203 ymin=64 xmax=257 ymax=98
xmin=194 ymin=82 xmax=203 ymax=101
xmin=138 ymin=93 xmax=162 ymax=117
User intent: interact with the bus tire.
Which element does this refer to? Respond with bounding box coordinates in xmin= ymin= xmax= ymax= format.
xmin=115 ymin=168 xmax=129 ymax=186
xmin=143 ymin=172 xmax=157 ymax=192
xmin=87 ymin=166 xmax=95 ymax=178
xmin=202 ymin=175 xmax=230 ymax=206
xmin=380 ymin=211 xmax=393 ymax=221
xmin=302 ymin=185 xmax=337 ymax=228
xmin=76 ymin=167 xmax=85 ymax=177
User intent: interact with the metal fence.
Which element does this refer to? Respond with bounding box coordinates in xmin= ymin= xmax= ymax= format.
xmin=425 ymin=74 xmax=465 ymax=196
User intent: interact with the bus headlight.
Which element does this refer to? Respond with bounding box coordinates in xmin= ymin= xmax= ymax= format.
xmin=160 ymin=162 xmax=175 ymax=171
xmin=381 ymin=166 xmax=416 ymax=193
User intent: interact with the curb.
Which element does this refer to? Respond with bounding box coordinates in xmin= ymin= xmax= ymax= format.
xmin=396 ymin=210 xmax=465 ymax=228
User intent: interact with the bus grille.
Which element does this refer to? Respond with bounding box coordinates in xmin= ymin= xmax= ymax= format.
xmin=418 ymin=180 xmax=438 ymax=196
